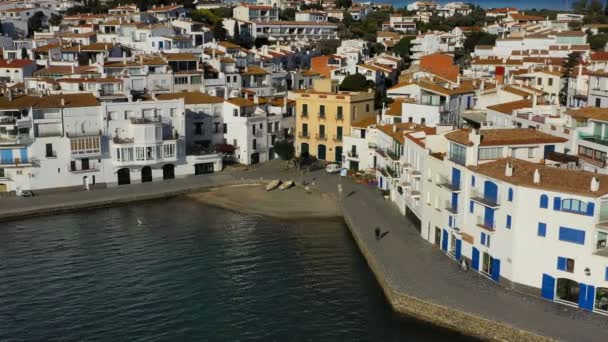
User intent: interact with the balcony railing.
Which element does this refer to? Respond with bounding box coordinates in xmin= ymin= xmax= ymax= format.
xmin=580 ymin=134 xmax=608 ymax=147
xmin=298 ymin=132 xmax=310 ymax=139
xmin=333 ymin=135 xmax=342 ymax=142
xmin=0 ymin=135 xmax=33 ymax=145
xmin=68 ymin=163 xmax=100 ymax=173
xmin=300 ymin=112 xmax=308 ymax=118
xmin=131 ymin=117 xmax=161 ymax=124
xmin=445 ymin=200 xmax=458 ymax=214
xmin=471 ymin=190 xmax=500 ymax=208
xmin=347 ymin=151 xmax=358 ymax=158
xmin=438 ymin=176 xmax=461 ymax=192
xmin=315 ymin=133 xmax=327 ymax=141
xmin=387 ymin=150 xmax=399 ymax=160
xmin=476 ymin=216 xmax=496 ymax=231
xmin=386 ymin=166 xmax=398 ymax=178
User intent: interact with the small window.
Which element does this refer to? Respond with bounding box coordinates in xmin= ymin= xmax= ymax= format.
xmin=366 ymin=104 xmax=370 ymax=112
xmin=508 ymin=188 xmax=513 ymax=202
xmin=471 ymin=176 xmax=475 ymax=186
xmin=538 ymin=222 xmax=547 ymax=237
xmin=506 ymin=215 xmax=511 ymax=229
xmin=548 ymin=78 xmax=553 ymax=86
xmin=469 ymin=200 xmax=474 ymax=213
xmin=557 ymin=256 xmax=574 ymax=273
xmin=539 ymin=194 xmax=548 ymax=208
xmin=537 ymin=78 xmax=542 ymax=86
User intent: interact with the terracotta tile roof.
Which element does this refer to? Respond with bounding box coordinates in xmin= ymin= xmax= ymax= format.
xmin=0 ymin=59 xmax=35 ymax=68
xmin=242 ymin=66 xmax=269 ymax=76
xmin=377 ymin=123 xmax=420 ymax=144
xmin=0 ymin=93 xmax=99 ymax=110
xmin=156 ymin=92 xmax=223 ymax=105
xmin=218 ymin=41 xmax=241 ymax=49
xmin=566 ymin=107 xmax=608 ymax=122
xmin=226 ymin=97 xmax=257 ymax=107
xmin=162 ymin=53 xmax=197 ymax=61
xmin=352 ymin=116 xmax=377 ymax=128
xmin=502 ymin=86 xmax=534 ymax=98
xmin=509 ymin=13 xmax=544 ymax=21
xmin=590 ymin=52 xmax=608 ymax=61
xmin=57 ymin=77 xmax=122 ymax=83
xmin=418 ymin=79 xmax=475 ymax=96
xmin=269 ymin=97 xmax=295 ymax=107
xmin=555 ymin=30 xmax=586 ymax=37
xmin=147 ymin=4 xmax=182 ymax=12
xmin=386 ymin=99 xmax=404 ymax=116
xmin=446 ymin=128 xmax=566 ymax=147
xmin=32 ymin=43 xmax=62 ymax=53
xmin=486 ymin=99 xmax=532 ymax=114
xmin=61 ymin=43 xmax=115 ymax=52
xmin=387 ymin=81 xmax=413 ymax=91
xmin=33 ymin=65 xmax=98 ymax=76
xmin=469 ymin=158 xmax=608 ymax=197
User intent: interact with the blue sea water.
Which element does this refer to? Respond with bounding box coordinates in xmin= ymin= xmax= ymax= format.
xmin=385 ymin=0 xmax=574 ymax=10
xmin=0 ymin=199 xmax=473 ymax=341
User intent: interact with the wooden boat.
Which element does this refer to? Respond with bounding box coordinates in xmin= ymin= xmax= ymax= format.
xmin=266 ymin=180 xmax=281 ymax=191
xmin=278 ymin=180 xmax=294 ymax=190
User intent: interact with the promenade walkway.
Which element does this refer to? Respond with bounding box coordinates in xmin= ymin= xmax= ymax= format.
xmin=1 ymin=162 xmax=607 ymax=341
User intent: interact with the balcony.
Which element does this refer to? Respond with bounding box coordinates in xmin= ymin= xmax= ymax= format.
xmin=68 ymin=162 xmax=100 ymax=173
xmin=336 ymin=115 xmax=344 ymax=121
xmin=579 ymin=134 xmax=608 ymax=147
xmin=445 ymin=200 xmax=458 ymax=214
xmin=476 ymin=216 xmax=496 ymax=231
xmin=0 ymin=134 xmax=33 ymax=145
xmin=438 ymin=176 xmax=461 ymax=192
xmin=131 ymin=117 xmax=161 ymax=124
xmin=300 ymin=112 xmax=309 ymax=119
xmin=387 ymin=150 xmax=399 ymax=160
xmin=0 ymin=157 xmax=38 ymax=167
xmin=347 ymin=151 xmax=358 ymax=158
xmin=315 ymin=133 xmax=327 ymax=141
xmin=333 ymin=135 xmax=343 ymax=142
xmin=386 ymin=166 xmax=398 ymax=178
xmin=298 ymin=132 xmax=310 ymax=139
xmin=471 ymin=190 xmax=500 ymax=208
xmin=318 ymin=113 xmax=326 ymax=120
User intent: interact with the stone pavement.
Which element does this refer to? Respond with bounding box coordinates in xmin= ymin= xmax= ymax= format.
xmin=1 ymin=161 xmax=607 ymax=340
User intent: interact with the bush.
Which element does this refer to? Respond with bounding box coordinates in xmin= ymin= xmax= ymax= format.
xmin=273 ymin=140 xmax=295 ymax=160
xmin=340 ymin=73 xmax=372 ymax=91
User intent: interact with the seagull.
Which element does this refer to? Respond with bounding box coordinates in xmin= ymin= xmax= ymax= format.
xmin=137 ymin=218 xmax=143 ymax=226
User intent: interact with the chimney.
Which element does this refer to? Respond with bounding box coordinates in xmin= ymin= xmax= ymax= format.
xmin=223 ymin=86 xmax=229 ymax=100
xmin=505 ymin=161 xmax=513 ymax=177
xmin=533 ymin=169 xmax=541 ymax=184
xmin=61 ymin=98 xmax=65 ymax=107
xmin=591 ymin=177 xmax=600 ymax=192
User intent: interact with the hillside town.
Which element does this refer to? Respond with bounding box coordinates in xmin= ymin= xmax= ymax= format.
xmin=2 ymin=0 xmax=608 ymax=319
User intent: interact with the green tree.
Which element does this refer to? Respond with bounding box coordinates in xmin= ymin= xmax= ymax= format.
xmin=394 ymin=37 xmax=413 ymax=59
xmin=588 ymin=0 xmax=603 ymax=15
xmin=254 ymin=37 xmax=270 ymax=48
xmin=21 ymin=47 xmax=27 ymax=59
xmin=340 ymin=74 xmax=373 ymax=91
xmin=560 ymin=52 xmax=580 ymax=105
xmin=335 ymin=0 xmax=352 ymax=9
xmin=280 ymin=8 xmax=296 ymax=21
xmin=273 ymin=140 xmax=295 ymax=160
xmin=572 ymin=0 xmax=588 ymax=13
xmin=49 ymin=14 xmax=62 ymax=26
xmin=233 ymin=21 xmax=240 ymax=39
xmin=463 ymin=32 xmax=497 ymax=55
xmin=588 ymin=33 xmax=608 ymax=50
xmin=28 ymin=11 xmax=46 ymax=36
xmin=316 ymin=39 xmax=340 ymax=54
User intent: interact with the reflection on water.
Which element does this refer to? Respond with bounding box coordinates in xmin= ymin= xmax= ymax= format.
xmin=0 ymin=198 xmax=472 ymax=341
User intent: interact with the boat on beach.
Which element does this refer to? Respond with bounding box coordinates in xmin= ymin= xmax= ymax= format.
xmin=266 ymin=180 xmax=281 ymax=191
xmin=278 ymin=180 xmax=294 ymax=190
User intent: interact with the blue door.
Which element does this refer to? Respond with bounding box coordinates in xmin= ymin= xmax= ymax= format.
xmin=20 ymin=148 xmax=28 ymax=163
xmin=441 ymin=229 xmax=448 ymax=252
xmin=455 ymin=239 xmax=462 ymax=260
xmin=484 ymin=207 xmax=494 ymax=228
xmin=451 ymin=192 xmax=458 ymax=211
xmin=578 ymin=284 xmax=596 ymax=311
xmin=541 ymin=274 xmax=555 ymax=300
xmin=379 ymin=176 xmax=383 ymax=189
xmin=0 ymin=149 xmax=13 ymax=164
xmin=544 ymin=145 xmax=555 ymax=158
xmin=491 ymin=258 xmax=501 ymax=282
xmin=451 ymin=167 xmax=461 ymax=188
xmin=471 ymin=247 xmax=479 ymax=270
xmin=483 ymin=181 xmax=498 ymax=203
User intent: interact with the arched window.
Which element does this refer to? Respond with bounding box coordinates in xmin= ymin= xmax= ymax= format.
xmin=508 ymin=188 xmax=513 ymax=202
xmin=561 ymin=199 xmax=588 ymax=214
xmin=539 ymin=194 xmax=549 ymax=208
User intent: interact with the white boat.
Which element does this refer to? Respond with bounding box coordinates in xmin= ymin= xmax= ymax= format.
xmin=278 ymin=180 xmax=294 ymax=190
xmin=266 ymin=180 xmax=281 ymax=191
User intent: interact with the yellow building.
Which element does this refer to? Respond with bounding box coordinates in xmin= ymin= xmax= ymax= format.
xmin=294 ymin=78 xmax=375 ymax=162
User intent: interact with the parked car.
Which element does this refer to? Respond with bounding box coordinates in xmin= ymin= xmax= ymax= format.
xmin=326 ymin=164 xmax=341 ymax=173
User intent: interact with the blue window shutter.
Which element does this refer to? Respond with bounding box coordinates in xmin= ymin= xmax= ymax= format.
xmin=472 ymin=248 xmax=480 ymax=270
xmin=540 ymin=194 xmax=548 ymax=208
xmin=469 ymin=200 xmax=474 ymax=213
xmin=541 ymin=274 xmax=555 ymax=300
xmin=537 ymin=223 xmax=546 ymax=237
xmin=441 ymin=229 xmax=448 ymax=252
xmin=586 ymin=202 xmax=595 ymax=217
xmin=558 ymin=227 xmax=586 ymax=245
xmin=491 ymin=258 xmax=500 ymax=282
xmin=508 ymin=188 xmax=513 ymax=201
xmin=578 ymin=283 xmax=587 ymax=309
xmin=20 ymin=148 xmax=28 ymax=163
xmin=449 ymin=216 xmax=453 ymax=227
xmin=554 ymin=196 xmax=561 ymax=210
xmin=480 ymin=232 xmax=486 ymax=245
xmin=606 ymin=267 xmax=608 ymax=281
xmin=455 ymin=240 xmax=462 ymax=260
xmin=557 ymin=257 xmax=566 ymax=271
xmin=506 ymin=215 xmax=511 ymax=229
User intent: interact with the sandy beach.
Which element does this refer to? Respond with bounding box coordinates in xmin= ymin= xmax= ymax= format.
xmin=187 ymin=183 xmax=342 ymax=219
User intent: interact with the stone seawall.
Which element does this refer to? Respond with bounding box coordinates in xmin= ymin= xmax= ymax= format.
xmin=341 ymin=210 xmax=552 ymax=342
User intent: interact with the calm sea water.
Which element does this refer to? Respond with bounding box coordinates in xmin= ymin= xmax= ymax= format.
xmin=387 ymin=0 xmax=572 ymax=10
xmin=0 ymin=199 xmax=472 ymax=341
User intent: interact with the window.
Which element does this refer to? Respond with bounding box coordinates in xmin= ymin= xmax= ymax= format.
xmin=538 ymin=222 xmax=547 ymax=237
xmin=191 ymin=76 xmax=202 ymax=84
xmin=233 ymin=109 xmax=238 ymax=117
xmin=478 ymin=147 xmax=502 ymax=160
xmin=471 ymin=176 xmax=475 ymax=186
xmin=337 ymin=106 xmax=343 ymax=120
xmin=337 ymin=126 xmax=343 ymax=140
xmin=449 ymin=142 xmax=466 ymax=165
xmin=506 ymin=215 xmax=511 ymax=229
xmin=539 ymin=194 xmax=548 ymax=208
xmin=45 ymin=143 xmax=54 ymax=158
xmin=537 ymin=78 xmax=542 ymax=86
xmin=480 ymin=232 xmax=490 ymax=247
xmin=302 ymin=104 xmax=308 ymax=116
xmin=252 ymin=139 xmax=257 ymax=150
xmin=136 ymin=147 xmax=145 ymax=161
xmin=174 ymin=76 xmax=188 ymax=84
xmin=319 ymin=105 xmax=325 ymax=117
xmin=195 ymin=123 xmax=203 ymax=135
xmin=557 ymin=256 xmax=574 ymax=273
xmin=596 ymin=98 xmax=601 ymax=108
xmin=561 ymin=198 xmax=588 ymax=214
xmin=361 ymin=130 xmax=366 ymax=139
xmin=163 ymin=144 xmax=175 ymax=158
xmin=319 ymin=125 xmax=325 ymax=137
xmin=366 ymin=104 xmax=370 ymax=112
xmin=214 ymin=123 xmax=219 ymax=133
xmin=507 ymin=188 xmax=513 ymax=202
xmin=223 ymin=123 xmax=227 ymax=133
xmin=469 ymin=200 xmax=474 ymax=213
xmin=558 ymin=227 xmax=586 ymax=245
xmin=548 ymin=78 xmax=553 ymax=86
xmin=302 ymin=123 xmax=308 ymax=135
